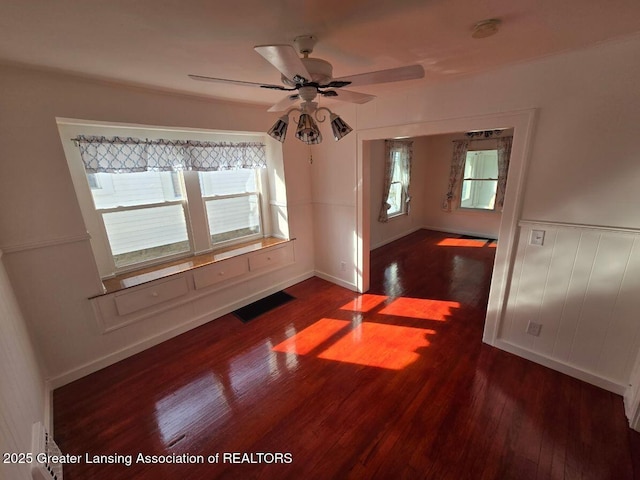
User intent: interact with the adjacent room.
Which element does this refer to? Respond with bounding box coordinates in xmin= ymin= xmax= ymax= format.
xmin=2 ymin=1 xmax=640 ymax=479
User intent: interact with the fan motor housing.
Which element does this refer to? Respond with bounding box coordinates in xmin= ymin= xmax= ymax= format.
xmin=282 ymin=57 xmax=333 ymax=86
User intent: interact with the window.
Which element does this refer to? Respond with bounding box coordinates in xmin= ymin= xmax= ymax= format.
xmin=386 ymin=152 xmax=406 ymax=217
xmin=89 ymin=171 xmax=190 ymax=268
xmin=460 ymin=150 xmax=498 ymax=210
xmin=199 ymin=169 xmax=262 ymax=245
xmin=379 ymin=140 xmax=412 ymax=222
xmin=65 ymin=131 xmax=273 ymax=277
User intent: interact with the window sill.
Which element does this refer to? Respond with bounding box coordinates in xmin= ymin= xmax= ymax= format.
xmin=456 ymin=207 xmax=500 ymax=214
xmin=386 ymin=212 xmax=408 ymax=221
xmin=96 ymin=236 xmax=292 ymax=296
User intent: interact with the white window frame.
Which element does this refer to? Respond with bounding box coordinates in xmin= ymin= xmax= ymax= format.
xmin=58 ymin=122 xmax=275 ymax=279
xmin=96 ymin=199 xmax=193 ymax=271
xmin=200 ymin=184 xmax=264 ymax=248
xmin=458 ymin=149 xmax=499 ymax=212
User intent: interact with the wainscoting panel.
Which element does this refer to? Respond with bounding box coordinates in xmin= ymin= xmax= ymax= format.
xmin=500 ymin=221 xmax=640 ymax=389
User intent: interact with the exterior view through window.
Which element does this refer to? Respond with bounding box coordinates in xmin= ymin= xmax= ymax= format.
xmin=88 ymin=169 xmax=263 ymax=269
xmin=386 ymin=149 xmax=409 ymax=217
xmin=460 ymin=150 xmax=498 ymax=210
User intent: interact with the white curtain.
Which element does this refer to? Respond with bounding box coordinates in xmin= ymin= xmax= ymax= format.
xmin=496 ymin=136 xmax=513 ymax=209
xmin=442 ymin=140 xmax=469 ymax=212
xmin=378 ymin=140 xmax=412 ymax=222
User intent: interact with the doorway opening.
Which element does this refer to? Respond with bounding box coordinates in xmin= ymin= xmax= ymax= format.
xmin=355 ymin=110 xmax=536 ymax=346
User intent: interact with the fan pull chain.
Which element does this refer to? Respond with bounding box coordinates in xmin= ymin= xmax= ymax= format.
xmin=309 ymin=144 xmax=313 ymax=164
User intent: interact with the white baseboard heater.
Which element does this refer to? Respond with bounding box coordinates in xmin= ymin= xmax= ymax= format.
xmin=31 ymin=422 xmax=63 ymax=480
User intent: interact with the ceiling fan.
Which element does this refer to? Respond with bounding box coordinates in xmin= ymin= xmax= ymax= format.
xmin=189 ymin=35 xmax=425 ymax=144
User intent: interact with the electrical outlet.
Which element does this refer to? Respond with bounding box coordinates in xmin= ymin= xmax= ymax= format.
xmin=340 ymin=261 xmax=347 ymax=271
xmin=530 ymin=229 xmax=545 ymax=246
xmin=526 ymin=321 xmax=542 ymax=337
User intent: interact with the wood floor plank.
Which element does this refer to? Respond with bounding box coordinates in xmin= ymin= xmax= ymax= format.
xmin=53 ymin=229 xmax=638 ymax=479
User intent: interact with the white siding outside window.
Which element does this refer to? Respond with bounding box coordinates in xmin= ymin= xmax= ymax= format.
xmin=86 ymin=168 xmax=266 ymax=272
xmin=199 ymin=170 xmax=263 ymax=245
xmin=89 ymin=171 xmax=190 ymax=268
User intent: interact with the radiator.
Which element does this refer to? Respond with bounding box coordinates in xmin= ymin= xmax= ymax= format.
xmin=31 ymin=422 xmax=63 ymax=480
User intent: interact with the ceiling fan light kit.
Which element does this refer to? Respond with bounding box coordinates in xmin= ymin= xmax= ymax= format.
xmin=267 ymin=114 xmax=289 ymax=142
xmin=295 ymin=113 xmax=322 ymax=145
xmin=268 ymin=101 xmax=351 ymax=145
xmin=330 ymin=113 xmax=352 ymax=141
xmin=190 ymin=34 xmax=425 ymax=145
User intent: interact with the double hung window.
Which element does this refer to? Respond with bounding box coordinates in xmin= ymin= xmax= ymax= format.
xmin=199 ymin=169 xmax=262 ymax=245
xmin=71 ymin=134 xmax=269 ymax=277
xmin=90 ymin=171 xmax=190 ymax=268
xmin=379 ymin=140 xmax=412 ymax=222
xmin=460 ymin=150 xmax=499 ymax=211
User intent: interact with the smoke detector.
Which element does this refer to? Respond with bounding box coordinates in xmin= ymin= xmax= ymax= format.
xmin=472 ymin=19 xmax=501 ymax=39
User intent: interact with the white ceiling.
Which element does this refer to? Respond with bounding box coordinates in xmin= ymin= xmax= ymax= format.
xmin=2 ymin=0 xmax=640 ymax=109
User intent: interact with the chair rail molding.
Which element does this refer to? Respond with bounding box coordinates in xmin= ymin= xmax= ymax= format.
xmin=1 ymin=232 xmax=92 ymax=254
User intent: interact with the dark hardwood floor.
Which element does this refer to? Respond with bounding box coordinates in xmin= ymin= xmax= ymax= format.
xmin=54 ymin=229 xmax=639 ymax=479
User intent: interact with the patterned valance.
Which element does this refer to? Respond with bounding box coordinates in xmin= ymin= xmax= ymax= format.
xmin=74 ymin=136 xmax=267 ymax=173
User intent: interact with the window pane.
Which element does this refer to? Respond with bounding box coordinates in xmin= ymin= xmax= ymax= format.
xmin=199 ymin=169 xmax=257 ymax=196
xmin=205 ymin=194 xmax=261 ymax=244
xmin=460 ymin=180 xmax=497 ymax=210
xmin=386 ymin=182 xmax=403 ymax=216
xmin=391 ymin=155 xmax=402 ymax=183
xmin=461 ymin=150 xmax=498 ymax=210
xmin=90 ymin=171 xmax=182 ymax=209
xmin=463 ymin=155 xmax=474 ymax=178
xmin=102 ymin=204 xmax=190 ymax=267
xmin=464 ymin=151 xmax=498 ymax=180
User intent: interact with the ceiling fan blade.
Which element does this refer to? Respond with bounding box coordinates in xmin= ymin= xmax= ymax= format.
xmin=319 ymin=80 xmax=352 ymax=89
xmin=188 ymin=74 xmax=289 ymax=90
xmin=332 ymin=64 xmax=424 ymax=87
xmin=324 ymin=89 xmax=376 ymax=104
xmin=267 ymin=94 xmax=300 ymax=112
xmin=254 ymin=44 xmax=311 ymax=83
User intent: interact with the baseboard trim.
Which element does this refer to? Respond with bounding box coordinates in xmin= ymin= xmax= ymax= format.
xmin=48 ymin=271 xmax=315 ymax=389
xmin=492 ymin=339 xmax=627 ymax=395
xmin=314 ymin=270 xmax=358 ymax=291
xmin=370 ymin=227 xmax=423 ymax=250
xmin=421 ymin=225 xmax=499 ymax=240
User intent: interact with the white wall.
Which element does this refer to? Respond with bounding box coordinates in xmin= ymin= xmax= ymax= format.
xmin=356 ymin=35 xmax=640 ymax=229
xmin=311 ymin=33 xmax=640 ymax=407
xmin=500 ymin=222 xmax=640 ymax=393
xmin=0 ymin=251 xmax=46 ymax=480
xmin=0 ymin=64 xmax=314 ymax=385
xmin=311 ymin=104 xmax=361 ymax=289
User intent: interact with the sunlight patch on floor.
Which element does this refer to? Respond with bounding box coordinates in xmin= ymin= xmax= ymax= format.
xmin=379 ymin=297 xmax=460 ymax=321
xmin=437 ymin=238 xmax=494 ymax=247
xmin=273 ymin=318 xmax=434 ymax=370
xmin=340 ymin=294 xmax=388 ymax=312
xmin=317 ymin=321 xmax=434 ymax=370
xmin=273 ymin=318 xmax=350 ymax=356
